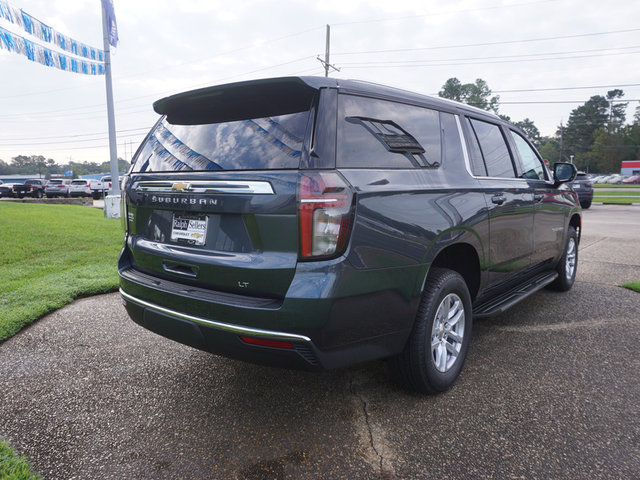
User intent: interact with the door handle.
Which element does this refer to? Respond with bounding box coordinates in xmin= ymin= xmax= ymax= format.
xmin=491 ymin=194 xmax=505 ymax=205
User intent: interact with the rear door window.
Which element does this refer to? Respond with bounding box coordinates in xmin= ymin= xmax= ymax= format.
xmin=469 ymin=118 xmax=516 ymax=178
xmin=337 ymin=95 xmax=441 ymax=168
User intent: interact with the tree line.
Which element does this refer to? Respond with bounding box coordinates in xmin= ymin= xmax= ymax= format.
xmin=439 ymin=78 xmax=640 ymax=173
xmin=0 ymin=155 xmax=129 ymax=178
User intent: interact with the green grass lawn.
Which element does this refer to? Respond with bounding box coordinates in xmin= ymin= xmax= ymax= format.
xmin=0 ymin=441 xmax=41 ymax=480
xmin=0 ymin=203 xmax=122 ymax=342
xmin=0 ymin=203 xmax=122 ymax=478
xmin=592 ymin=190 xmax=640 ymax=197
xmin=592 ymin=189 xmax=640 ymax=205
xmin=622 ymin=282 xmax=640 ymax=293
xmin=594 ymin=183 xmax=640 ymax=188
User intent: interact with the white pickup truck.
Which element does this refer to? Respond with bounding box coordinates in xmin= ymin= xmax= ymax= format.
xmin=88 ymin=175 xmax=123 ymax=199
xmin=88 ymin=176 xmax=113 ymax=199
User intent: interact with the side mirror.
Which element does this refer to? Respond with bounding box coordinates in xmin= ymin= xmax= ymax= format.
xmin=554 ymin=162 xmax=577 ymax=184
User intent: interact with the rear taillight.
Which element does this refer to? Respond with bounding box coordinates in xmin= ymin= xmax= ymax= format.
xmin=298 ymin=171 xmax=354 ymax=259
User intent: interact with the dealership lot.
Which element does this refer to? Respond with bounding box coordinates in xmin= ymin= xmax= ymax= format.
xmin=0 ymin=205 xmax=638 ymax=479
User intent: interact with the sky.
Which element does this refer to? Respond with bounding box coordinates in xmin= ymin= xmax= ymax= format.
xmin=1 ymin=0 xmax=640 ymax=166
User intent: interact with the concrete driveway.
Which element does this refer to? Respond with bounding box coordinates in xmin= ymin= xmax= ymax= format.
xmin=1 ymin=205 xmax=639 ymax=479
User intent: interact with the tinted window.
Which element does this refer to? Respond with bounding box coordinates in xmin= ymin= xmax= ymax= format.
xmin=469 ymin=119 xmax=515 ymax=178
xmin=132 ymin=111 xmax=309 ymax=172
xmin=461 ymin=117 xmax=487 ymax=176
xmin=510 ymin=131 xmax=546 ymax=181
xmin=440 ymin=112 xmax=464 ymax=167
xmin=337 ymin=95 xmax=441 ymax=168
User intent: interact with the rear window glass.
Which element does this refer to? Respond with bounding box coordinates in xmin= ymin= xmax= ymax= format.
xmin=337 ymin=94 xmax=441 ymax=168
xmin=132 ymin=111 xmax=309 ymax=172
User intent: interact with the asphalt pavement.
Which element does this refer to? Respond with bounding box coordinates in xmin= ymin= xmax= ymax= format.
xmin=0 ymin=205 xmax=638 ymax=479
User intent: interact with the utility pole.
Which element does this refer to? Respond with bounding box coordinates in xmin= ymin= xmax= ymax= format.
xmin=317 ymin=24 xmax=340 ymax=77
xmin=324 ymin=24 xmax=330 ymax=77
xmin=101 ymin=0 xmax=121 ymax=217
xmin=558 ymin=120 xmax=564 ymax=163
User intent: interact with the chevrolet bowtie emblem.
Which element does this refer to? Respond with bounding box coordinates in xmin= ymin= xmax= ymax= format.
xmin=171 ymin=182 xmax=192 ymax=193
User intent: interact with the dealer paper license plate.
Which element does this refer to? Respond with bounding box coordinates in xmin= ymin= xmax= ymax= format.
xmin=171 ymin=215 xmax=208 ymax=245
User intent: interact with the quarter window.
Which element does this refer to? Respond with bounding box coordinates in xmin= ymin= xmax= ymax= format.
xmin=469 ymin=119 xmax=515 ymax=178
xmin=337 ymin=95 xmax=441 ymax=168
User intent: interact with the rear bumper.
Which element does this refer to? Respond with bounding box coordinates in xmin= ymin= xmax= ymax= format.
xmin=120 ymin=288 xmax=323 ymax=370
xmin=574 ymin=188 xmax=593 ymax=201
xmin=118 ymin=251 xmax=420 ymax=371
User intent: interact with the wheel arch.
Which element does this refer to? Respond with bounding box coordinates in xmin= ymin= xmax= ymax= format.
xmin=426 ymin=242 xmax=481 ymax=302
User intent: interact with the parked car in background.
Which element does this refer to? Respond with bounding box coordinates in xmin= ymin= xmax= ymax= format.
xmin=570 ymin=172 xmax=594 ymax=209
xmin=605 ymin=174 xmax=625 ymax=184
xmin=118 ymin=76 xmax=581 ymax=394
xmin=99 ymin=176 xmax=123 ymax=195
xmin=69 ymin=179 xmax=91 ymax=197
xmin=13 ymin=179 xmax=45 ymax=198
xmin=45 ymin=179 xmax=71 ymax=197
xmin=0 ymin=182 xmax=19 ymax=197
xmin=621 ymin=175 xmax=640 ymax=185
xmin=88 ymin=179 xmax=105 ymax=199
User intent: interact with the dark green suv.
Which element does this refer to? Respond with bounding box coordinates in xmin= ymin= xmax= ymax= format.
xmin=119 ymin=77 xmax=580 ymax=393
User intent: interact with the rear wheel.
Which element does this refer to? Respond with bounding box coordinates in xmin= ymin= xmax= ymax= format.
xmin=390 ymin=268 xmax=472 ymax=394
xmin=548 ymin=226 xmax=578 ymax=291
xmin=580 ymin=199 xmax=591 ymax=209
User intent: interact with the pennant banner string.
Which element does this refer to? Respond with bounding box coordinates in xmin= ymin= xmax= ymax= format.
xmin=0 ymin=26 xmax=104 ymax=75
xmin=0 ymin=0 xmax=104 ymax=62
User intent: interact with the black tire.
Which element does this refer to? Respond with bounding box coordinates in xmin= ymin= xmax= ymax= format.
xmin=390 ymin=268 xmax=472 ymax=394
xmin=548 ymin=226 xmax=578 ymax=292
xmin=580 ymin=200 xmax=592 ymax=209
xmin=35 ymin=190 xmax=43 ymax=198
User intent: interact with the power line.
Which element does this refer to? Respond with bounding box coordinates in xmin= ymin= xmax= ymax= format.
xmin=341 ymin=49 xmax=640 ymax=69
xmin=0 ymin=127 xmax=149 ymax=142
xmin=331 ymin=0 xmax=555 ymax=26
xmin=494 ymin=83 xmax=640 ymax=94
xmin=332 ymin=27 xmax=640 ymax=56
xmin=501 ymin=99 xmax=640 ymax=105
xmin=340 ymin=45 xmax=640 ymax=66
xmin=0 ymin=132 xmax=147 ymax=147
